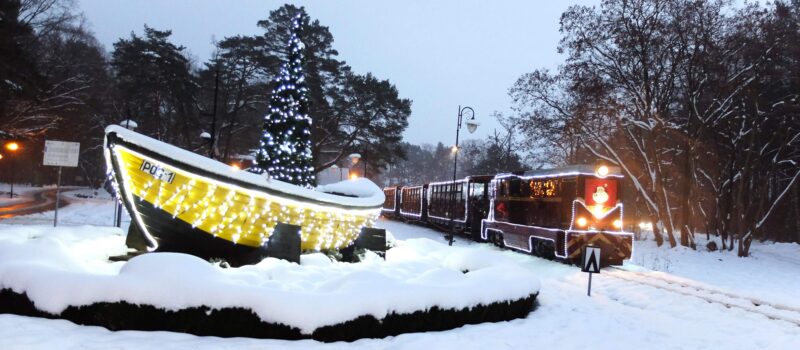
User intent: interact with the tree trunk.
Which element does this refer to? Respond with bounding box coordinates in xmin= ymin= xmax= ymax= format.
xmin=794 ymin=184 xmax=800 ymax=243
xmin=652 ymin=215 xmax=664 ymax=247
xmin=679 ymin=141 xmax=695 ymax=248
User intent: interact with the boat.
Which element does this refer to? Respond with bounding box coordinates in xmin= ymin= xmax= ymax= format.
xmin=104 ymin=125 xmax=384 ymax=262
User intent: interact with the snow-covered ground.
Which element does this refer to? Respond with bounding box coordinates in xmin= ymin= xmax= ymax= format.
xmin=629 ymin=237 xmax=800 ymax=307
xmin=0 ymin=224 xmax=539 ymax=335
xmin=0 ymin=183 xmax=41 ymax=206
xmin=1 ymin=194 xmax=799 ymax=349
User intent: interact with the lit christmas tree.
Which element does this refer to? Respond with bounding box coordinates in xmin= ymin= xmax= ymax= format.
xmin=253 ymin=12 xmax=315 ymax=187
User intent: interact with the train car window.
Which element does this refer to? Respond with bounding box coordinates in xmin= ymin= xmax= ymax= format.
xmin=520 ymin=180 xmax=531 ymax=197
xmin=383 ymin=188 xmax=395 ymax=208
xmin=509 ymin=178 xmax=522 ymax=196
xmin=469 ymin=183 xmax=485 ymax=199
xmin=402 ymin=187 xmax=423 ymax=214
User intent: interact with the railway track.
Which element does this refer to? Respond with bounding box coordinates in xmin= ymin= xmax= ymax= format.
xmin=606 ymin=267 xmax=800 ymax=327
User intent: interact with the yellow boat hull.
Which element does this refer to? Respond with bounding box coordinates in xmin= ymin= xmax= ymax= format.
xmin=105 ymin=127 xmax=381 ymax=260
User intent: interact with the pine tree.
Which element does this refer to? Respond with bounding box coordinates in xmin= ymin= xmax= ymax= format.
xmin=253 ymin=12 xmax=315 ymax=187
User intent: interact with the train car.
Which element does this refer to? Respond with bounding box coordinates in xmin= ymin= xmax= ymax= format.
xmin=399 ymin=184 xmax=428 ymax=222
xmin=481 ymin=165 xmax=633 ymax=266
xmin=425 ymin=175 xmax=493 ymax=238
xmin=381 ymin=186 xmax=402 ymax=217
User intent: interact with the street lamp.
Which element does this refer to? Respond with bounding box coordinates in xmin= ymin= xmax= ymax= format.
xmin=447 ymin=106 xmax=478 ymax=246
xmin=349 ymin=152 xmax=367 ymax=179
xmin=197 ymin=131 xmax=214 ymax=159
xmin=4 ymin=142 xmax=21 ymax=199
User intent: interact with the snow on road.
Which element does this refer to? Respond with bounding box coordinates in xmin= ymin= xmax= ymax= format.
xmin=0 ymin=197 xmax=798 ymax=349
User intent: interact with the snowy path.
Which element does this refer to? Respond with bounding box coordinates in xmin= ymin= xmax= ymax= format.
xmin=0 ymin=187 xmax=78 ymax=219
xmin=605 ymin=268 xmax=800 ymax=326
xmin=0 ymin=208 xmax=798 ymax=349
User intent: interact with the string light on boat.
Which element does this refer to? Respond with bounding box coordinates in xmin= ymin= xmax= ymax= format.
xmin=108 ymin=145 xmax=379 ymax=252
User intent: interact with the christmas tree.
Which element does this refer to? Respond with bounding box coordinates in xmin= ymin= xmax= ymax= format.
xmin=253 ymin=12 xmax=315 ymax=188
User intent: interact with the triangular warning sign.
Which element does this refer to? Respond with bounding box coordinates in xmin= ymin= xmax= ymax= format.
xmin=582 ymin=247 xmax=601 ymax=273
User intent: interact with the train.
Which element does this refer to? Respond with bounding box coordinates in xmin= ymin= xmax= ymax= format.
xmin=381 ymin=165 xmax=633 ymax=266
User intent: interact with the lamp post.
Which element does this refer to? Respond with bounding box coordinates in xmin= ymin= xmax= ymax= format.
xmin=209 ymin=60 xmax=220 ymax=160
xmin=349 ymin=153 xmax=362 ymax=179
xmin=200 ymin=131 xmax=212 ymax=151
xmin=447 ymin=106 xmax=479 ymax=246
xmin=4 ymin=142 xmax=21 ymax=199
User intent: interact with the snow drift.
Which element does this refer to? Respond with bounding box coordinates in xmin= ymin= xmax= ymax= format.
xmin=0 ymin=225 xmax=540 ymax=340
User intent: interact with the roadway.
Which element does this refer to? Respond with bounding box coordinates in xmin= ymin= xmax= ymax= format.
xmin=0 ymin=188 xmax=72 ymax=219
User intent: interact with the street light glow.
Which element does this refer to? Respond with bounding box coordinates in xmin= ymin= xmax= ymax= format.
xmin=5 ymin=142 xmax=20 ymax=152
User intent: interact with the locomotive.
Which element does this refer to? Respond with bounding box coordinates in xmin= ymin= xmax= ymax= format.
xmin=382 ymin=165 xmax=633 ymax=266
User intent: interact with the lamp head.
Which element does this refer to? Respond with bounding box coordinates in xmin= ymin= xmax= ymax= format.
xmin=120 ymin=119 xmax=138 ymax=130
xmin=349 ymin=153 xmax=361 ymax=165
xmin=466 ymin=118 xmax=479 ymax=134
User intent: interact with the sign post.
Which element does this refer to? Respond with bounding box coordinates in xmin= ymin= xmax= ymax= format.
xmin=581 ymin=245 xmax=602 ymax=296
xmin=43 ymin=140 xmax=80 ymax=227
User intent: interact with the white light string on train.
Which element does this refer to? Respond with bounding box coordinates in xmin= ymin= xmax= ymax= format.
xmin=493 ymin=171 xmax=624 ymax=181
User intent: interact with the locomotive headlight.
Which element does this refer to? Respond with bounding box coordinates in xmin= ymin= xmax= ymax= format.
xmin=576 ymin=217 xmax=588 ymax=227
xmin=613 ymin=219 xmax=622 ymax=229
xmin=591 ymin=204 xmax=606 ymax=218
xmin=596 ymin=165 xmax=609 ymax=178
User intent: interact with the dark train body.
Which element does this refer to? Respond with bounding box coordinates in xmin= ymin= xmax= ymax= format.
xmin=382 ymin=165 xmax=633 ymax=266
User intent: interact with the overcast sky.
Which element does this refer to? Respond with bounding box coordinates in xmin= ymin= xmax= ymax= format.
xmin=78 ymin=0 xmax=600 ymax=146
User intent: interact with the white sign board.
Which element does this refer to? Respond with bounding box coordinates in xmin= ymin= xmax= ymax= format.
xmin=43 ymin=140 xmax=80 ymax=167
xmin=582 ymin=246 xmax=602 ymax=274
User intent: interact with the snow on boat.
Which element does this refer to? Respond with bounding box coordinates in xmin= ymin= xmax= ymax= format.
xmin=104 ymin=125 xmax=384 ymax=260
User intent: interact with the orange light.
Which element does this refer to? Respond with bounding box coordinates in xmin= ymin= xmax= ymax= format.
xmin=349 ymin=174 xmax=359 ymax=180
xmin=613 ymin=219 xmax=622 ymax=229
xmin=0 ymin=153 xmax=3 ymax=160
xmin=576 ymin=217 xmax=588 ymax=227
xmin=596 ymin=165 xmax=609 ymax=177
xmin=230 ymin=164 xmax=240 ymax=171
xmin=5 ymin=142 xmax=19 ymax=152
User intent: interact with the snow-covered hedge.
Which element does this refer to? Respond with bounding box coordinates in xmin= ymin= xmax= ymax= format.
xmin=0 ymin=225 xmax=540 ymax=341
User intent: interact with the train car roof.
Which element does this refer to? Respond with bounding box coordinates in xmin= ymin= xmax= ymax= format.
xmin=517 ymin=165 xmax=623 ymax=178
xmin=467 ymin=175 xmax=495 ymax=181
